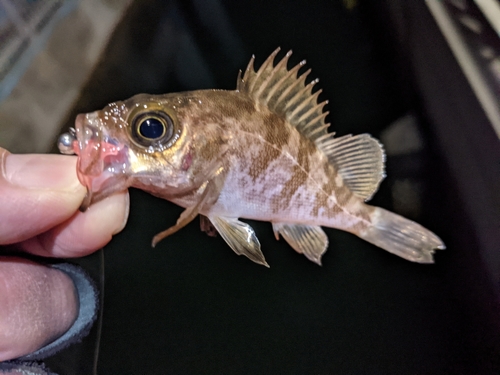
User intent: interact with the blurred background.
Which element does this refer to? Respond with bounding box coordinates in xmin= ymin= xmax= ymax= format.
xmin=1 ymin=0 xmax=499 ymax=374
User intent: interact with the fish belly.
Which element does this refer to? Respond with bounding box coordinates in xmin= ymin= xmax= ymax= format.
xmin=205 ymin=140 xmax=368 ymax=233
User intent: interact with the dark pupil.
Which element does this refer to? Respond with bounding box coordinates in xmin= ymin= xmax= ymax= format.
xmin=139 ymin=118 xmax=164 ymax=139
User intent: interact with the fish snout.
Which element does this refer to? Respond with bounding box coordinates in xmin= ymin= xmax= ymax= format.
xmin=72 ymin=112 xmax=131 ymax=210
xmin=75 ymin=113 xmax=102 ymax=152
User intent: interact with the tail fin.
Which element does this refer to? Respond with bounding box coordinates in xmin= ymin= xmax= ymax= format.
xmin=359 ymin=207 xmax=445 ymax=263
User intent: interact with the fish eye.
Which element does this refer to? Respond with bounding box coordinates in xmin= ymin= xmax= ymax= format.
xmin=131 ymin=111 xmax=174 ymax=147
xmin=139 ymin=117 xmax=165 ymax=139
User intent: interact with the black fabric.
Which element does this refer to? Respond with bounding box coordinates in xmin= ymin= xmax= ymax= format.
xmin=0 ymin=360 xmax=57 ymax=375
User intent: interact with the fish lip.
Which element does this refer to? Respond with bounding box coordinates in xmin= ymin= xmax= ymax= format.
xmin=75 ymin=113 xmax=103 ymax=177
xmin=74 ymin=112 xmax=130 ymax=209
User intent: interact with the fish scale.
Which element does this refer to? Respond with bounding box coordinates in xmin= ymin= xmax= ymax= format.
xmin=58 ymin=48 xmax=445 ymax=267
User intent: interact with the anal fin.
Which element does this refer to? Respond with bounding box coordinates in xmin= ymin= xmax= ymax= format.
xmin=272 ymin=223 xmax=328 ymax=265
xmin=209 ymin=217 xmax=269 ymax=267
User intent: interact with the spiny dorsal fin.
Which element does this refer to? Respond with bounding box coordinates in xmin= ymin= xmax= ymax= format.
xmin=237 ymin=47 xmax=330 ymax=142
xmin=316 ymin=133 xmax=386 ymax=201
xmin=237 ymin=49 xmax=386 ymax=201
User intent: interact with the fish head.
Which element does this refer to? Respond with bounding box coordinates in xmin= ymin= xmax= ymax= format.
xmin=72 ymin=93 xmax=195 ymax=210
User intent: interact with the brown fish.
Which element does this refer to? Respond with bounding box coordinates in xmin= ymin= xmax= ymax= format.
xmin=58 ymin=48 xmax=445 ymax=266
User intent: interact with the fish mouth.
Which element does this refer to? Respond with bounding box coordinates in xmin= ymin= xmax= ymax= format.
xmin=74 ymin=113 xmax=131 ymax=211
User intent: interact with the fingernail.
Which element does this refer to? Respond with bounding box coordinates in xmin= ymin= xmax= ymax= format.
xmin=2 ymin=152 xmax=82 ymax=192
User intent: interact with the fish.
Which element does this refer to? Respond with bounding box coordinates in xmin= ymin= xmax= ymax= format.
xmin=58 ymin=48 xmax=445 ymax=267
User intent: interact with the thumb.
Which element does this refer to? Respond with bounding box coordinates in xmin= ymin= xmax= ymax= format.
xmin=0 ymin=257 xmax=79 ymax=361
xmin=0 ymin=148 xmax=86 ymax=245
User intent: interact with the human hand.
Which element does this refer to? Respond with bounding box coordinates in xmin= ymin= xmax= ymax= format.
xmin=0 ymin=147 xmax=129 ymax=361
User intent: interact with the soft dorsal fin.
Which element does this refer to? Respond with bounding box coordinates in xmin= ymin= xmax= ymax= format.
xmin=237 ymin=48 xmax=330 ymax=142
xmin=316 ymin=133 xmax=386 ymax=201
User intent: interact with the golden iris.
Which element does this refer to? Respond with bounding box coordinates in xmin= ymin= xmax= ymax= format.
xmin=131 ymin=111 xmax=174 ymax=147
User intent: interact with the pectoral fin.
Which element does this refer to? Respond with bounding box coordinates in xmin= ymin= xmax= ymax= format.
xmin=209 ymin=217 xmax=269 ymax=267
xmin=152 ymin=166 xmax=225 ymax=247
xmin=272 ymin=223 xmax=328 ymax=265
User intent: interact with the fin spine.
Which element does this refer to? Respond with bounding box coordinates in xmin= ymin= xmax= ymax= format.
xmin=237 ymin=50 xmax=330 ymax=142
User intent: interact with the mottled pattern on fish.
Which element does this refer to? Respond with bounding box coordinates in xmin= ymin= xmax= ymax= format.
xmin=155 ymin=91 xmax=365 ymax=227
xmin=60 ymin=48 xmax=445 ymax=267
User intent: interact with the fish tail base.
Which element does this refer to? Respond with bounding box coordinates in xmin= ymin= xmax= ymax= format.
xmin=360 ymin=207 xmax=445 ymax=263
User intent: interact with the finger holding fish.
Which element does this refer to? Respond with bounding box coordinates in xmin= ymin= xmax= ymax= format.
xmin=0 ymin=148 xmax=129 ymax=362
xmin=18 ymin=191 xmax=129 ymax=258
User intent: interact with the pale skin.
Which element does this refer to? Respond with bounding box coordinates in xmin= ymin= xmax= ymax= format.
xmin=0 ymin=147 xmax=129 ymax=361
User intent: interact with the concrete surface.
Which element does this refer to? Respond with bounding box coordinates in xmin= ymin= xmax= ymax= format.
xmin=0 ymin=0 xmax=132 ymax=154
